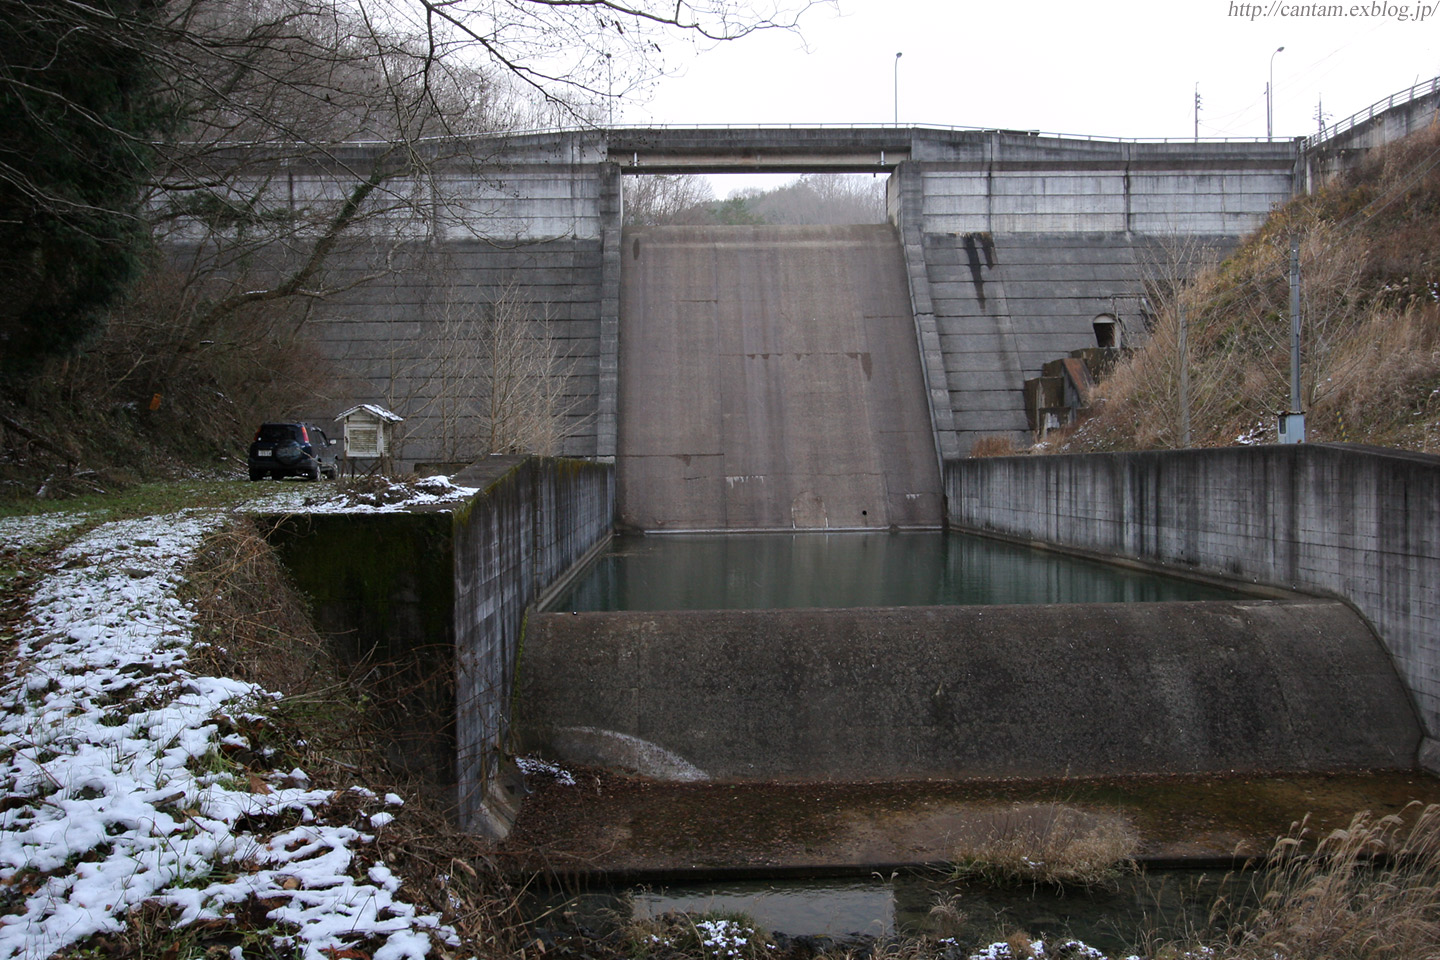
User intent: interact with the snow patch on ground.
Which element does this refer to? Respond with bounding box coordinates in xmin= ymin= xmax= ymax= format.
xmin=965 ymin=940 xmax=1108 ymax=960
xmin=0 ymin=487 xmax=475 ymax=959
xmin=0 ymin=512 xmax=89 ymax=551
xmin=516 ymin=755 xmax=576 ymax=787
xmin=253 ymin=475 xmax=480 ymax=514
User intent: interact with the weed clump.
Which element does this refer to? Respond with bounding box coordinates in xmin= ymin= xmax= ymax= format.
xmin=948 ymin=804 xmax=1138 ymax=888
xmin=968 ymin=434 xmax=1026 ymax=458
xmin=622 ymin=911 xmax=772 ymax=960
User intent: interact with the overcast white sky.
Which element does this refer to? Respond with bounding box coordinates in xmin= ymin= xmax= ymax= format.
xmin=617 ymin=0 xmax=1440 ymax=196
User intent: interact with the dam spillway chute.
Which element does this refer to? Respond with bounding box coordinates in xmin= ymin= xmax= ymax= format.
xmin=616 ymin=223 xmax=942 ymax=531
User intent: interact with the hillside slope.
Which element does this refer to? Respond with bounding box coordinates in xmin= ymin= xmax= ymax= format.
xmin=1052 ymin=125 xmax=1440 ymax=455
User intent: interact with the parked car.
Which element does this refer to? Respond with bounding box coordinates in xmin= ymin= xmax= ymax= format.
xmin=247 ymin=422 xmax=339 ymax=481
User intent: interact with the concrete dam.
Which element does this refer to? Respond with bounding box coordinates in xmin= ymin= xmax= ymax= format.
xmin=251 ymin=78 xmax=1440 ymax=831
xmin=514 ymin=221 xmax=1422 ymax=789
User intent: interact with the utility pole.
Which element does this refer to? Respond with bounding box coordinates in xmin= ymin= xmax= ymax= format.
xmin=1194 ymin=83 xmax=1202 ymax=141
xmin=1179 ymin=301 xmax=1191 ymax=447
xmin=1268 ymin=46 xmax=1284 ymax=140
xmin=605 ymin=53 xmax=613 ymax=126
xmin=894 ymin=52 xmax=902 ymax=125
xmin=1279 ymin=234 xmax=1306 ymax=443
xmin=1289 ymin=235 xmax=1302 ymax=416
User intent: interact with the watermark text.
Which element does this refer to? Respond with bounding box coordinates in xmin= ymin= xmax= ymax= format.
xmin=1229 ymin=1 xmax=1435 ymax=19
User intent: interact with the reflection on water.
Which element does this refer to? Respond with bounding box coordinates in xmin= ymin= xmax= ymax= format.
xmin=635 ymin=880 xmax=894 ymax=938
xmin=537 ymin=870 xmax=1245 ymax=956
xmin=545 ymin=532 xmax=1245 ymax=612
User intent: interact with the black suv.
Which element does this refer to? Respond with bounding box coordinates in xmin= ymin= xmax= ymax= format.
xmin=247 ymin=422 xmax=339 ymax=481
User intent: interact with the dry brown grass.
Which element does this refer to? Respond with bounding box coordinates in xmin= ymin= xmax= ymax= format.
xmin=968 ymin=434 xmax=1027 ymax=458
xmin=186 ymin=517 xmax=339 ymax=695
xmin=177 ymin=519 xmax=534 ymax=958
xmin=948 ymin=803 xmax=1139 ymax=888
xmin=1208 ymin=803 xmax=1440 ymax=960
xmin=1060 ymin=124 xmax=1440 ymax=455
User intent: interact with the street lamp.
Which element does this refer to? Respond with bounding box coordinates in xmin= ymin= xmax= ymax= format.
xmin=1268 ymin=46 xmax=1285 ymax=140
xmin=605 ymin=52 xmax=613 ymax=126
xmin=894 ymin=52 xmax=902 ymax=125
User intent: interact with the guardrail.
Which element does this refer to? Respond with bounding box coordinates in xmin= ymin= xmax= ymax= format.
xmin=1308 ymin=75 xmax=1440 ymax=149
xmin=186 ymin=124 xmax=1300 ymax=151
xmin=515 ymin=122 xmax=1285 ymax=145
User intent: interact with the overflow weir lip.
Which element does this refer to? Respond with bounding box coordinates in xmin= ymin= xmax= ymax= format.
xmin=518 ymin=600 xmax=1420 ymax=782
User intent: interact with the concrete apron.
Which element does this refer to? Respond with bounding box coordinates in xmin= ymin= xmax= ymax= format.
xmin=516 ymin=600 xmax=1422 ymax=782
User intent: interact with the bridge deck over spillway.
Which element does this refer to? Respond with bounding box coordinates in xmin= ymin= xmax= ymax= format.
xmin=616 ymin=223 xmax=942 ymax=531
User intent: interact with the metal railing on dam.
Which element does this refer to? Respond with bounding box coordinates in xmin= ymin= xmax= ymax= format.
xmin=1310 ymin=74 xmax=1440 ymax=148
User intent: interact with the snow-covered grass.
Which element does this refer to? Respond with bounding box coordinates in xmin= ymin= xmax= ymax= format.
xmin=0 ymin=513 xmax=90 ymax=552
xmin=0 ymin=479 xmax=481 ymax=960
xmin=629 ymin=912 xmax=770 ymax=960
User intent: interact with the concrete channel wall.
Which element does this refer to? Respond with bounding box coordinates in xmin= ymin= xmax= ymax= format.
xmin=451 ymin=457 xmax=614 ymax=835
xmin=517 ymin=600 xmax=1419 ymax=781
xmin=271 ymin=511 xmax=457 ymax=786
xmin=945 ymin=444 xmax=1440 ymax=767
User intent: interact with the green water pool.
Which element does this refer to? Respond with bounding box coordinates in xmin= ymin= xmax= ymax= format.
xmin=543 ymin=531 xmax=1247 ymax=611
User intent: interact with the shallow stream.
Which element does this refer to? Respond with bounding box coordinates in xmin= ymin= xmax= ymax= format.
xmin=540 ymin=869 xmax=1244 ymax=955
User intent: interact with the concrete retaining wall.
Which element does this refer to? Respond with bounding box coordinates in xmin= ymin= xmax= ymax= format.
xmin=271 ymin=512 xmax=457 ymax=788
xmin=177 ymin=134 xmax=619 ymax=466
xmin=946 ymin=445 xmax=1440 ymax=765
xmin=1306 ymin=80 xmax=1440 ymax=184
xmin=451 ymin=456 xmax=614 ymax=834
xmin=178 ymin=86 xmax=1440 ymax=468
xmin=296 ymin=237 xmax=609 ymax=465
xmin=192 ymin=128 xmax=1300 ymax=469
xmin=908 ymin=134 xmax=1298 ymax=237
xmin=894 ymin=224 xmax=1228 ymax=455
xmin=517 ymin=600 xmax=1419 ymax=781
xmin=267 ymin=456 xmax=613 ymax=836
xmin=886 ymin=133 xmax=1299 ymax=457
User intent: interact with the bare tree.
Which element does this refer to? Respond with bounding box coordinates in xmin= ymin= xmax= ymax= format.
xmin=375 ymin=276 xmax=588 ymax=465
xmin=0 ymin=0 xmax=826 ymax=377
xmin=742 ymin=173 xmax=886 ymax=224
xmin=479 ymin=282 xmax=586 ymax=456
xmin=401 ymin=0 xmax=826 ymax=125
xmin=623 ymin=174 xmax=716 ymax=225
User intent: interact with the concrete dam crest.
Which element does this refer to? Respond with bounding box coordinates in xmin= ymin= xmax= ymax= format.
xmin=616 ymin=223 xmax=942 ymax=531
